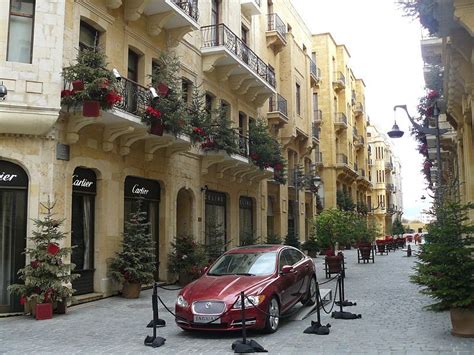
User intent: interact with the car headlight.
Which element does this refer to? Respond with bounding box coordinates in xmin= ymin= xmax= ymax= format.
xmin=176 ymin=295 xmax=189 ymax=308
xmin=233 ymin=295 xmax=265 ymax=309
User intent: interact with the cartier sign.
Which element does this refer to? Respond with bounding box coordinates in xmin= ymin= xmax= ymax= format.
xmin=125 ymin=176 xmax=160 ymax=201
xmin=72 ymin=168 xmax=96 ymax=194
xmin=0 ymin=160 xmax=28 ymax=188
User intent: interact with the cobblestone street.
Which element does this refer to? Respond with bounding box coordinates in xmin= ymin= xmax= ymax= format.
xmin=1 ymin=244 xmax=473 ymax=354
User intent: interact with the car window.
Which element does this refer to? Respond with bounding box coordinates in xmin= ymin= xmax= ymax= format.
xmin=288 ymin=249 xmax=304 ymax=265
xmin=208 ymin=252 xmax=277 ymax=276
xmin=278 ymin=249 xmax=293 ymax=271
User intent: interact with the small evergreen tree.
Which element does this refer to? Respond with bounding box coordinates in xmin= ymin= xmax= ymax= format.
xmin=109 ymin=202 xmax=155 ymax=285
xmin=392 ymin=218 xmax=405 ymax=236
xmin=284 ymin=233 xmax=301 ymax=249
xmin=337 ymin=190 xmax=355 ymax=211
xmin=266 ymin=233 xmax=282 ymax=244
xmin=187 ymin=86 xmax=212 ymax=143
xmin=168 ymin=235 xmax=207 ymax=280
xmin=202 ymin=103 xmax=239 ymax=155
xmin=8 ymin=199 xmax=78 ymax=304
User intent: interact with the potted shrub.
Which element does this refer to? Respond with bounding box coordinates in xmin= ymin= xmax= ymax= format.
xmin=62 ymin=48 xmax=122 ymax=117
xmin=411 ymin=188 xmax=474 ymax=337
xmin=109 ymin=203 xmax=155 ymax=298
xmin=8 ymin=199 xmax=78 ymax=320
xmin=301 ymin=235 xmax=319 ymax=258
xmin=168 ymin=234 xmax=207 ymax=286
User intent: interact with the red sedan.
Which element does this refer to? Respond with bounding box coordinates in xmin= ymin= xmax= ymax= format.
xmin=175 ymin=244 xmax=317 ymax=333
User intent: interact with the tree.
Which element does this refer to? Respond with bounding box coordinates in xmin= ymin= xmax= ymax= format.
xmin=284 ymin=233 xmax=301 ymax=249
xmin=202 ymin=103 xmax=239 ymax=155
xmin=392 ymin=218 xmax=405 ymax=236
xmin=313 ymin=209 xmax=353 ymax=250
xmin=336 ymin=190 xmax=355 ymax=211
xmin=8 ymin=199 xmax=78 ymax=305
xmin=187 ymin=86 xmax=212 ymax=143
xmin=109 ymin=202 xmax=155 ymax=285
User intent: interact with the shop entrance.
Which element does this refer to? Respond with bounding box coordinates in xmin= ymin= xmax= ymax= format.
xmin=71 ymin=168 xmax=96 ymax=295
xmin=124 ymin=176 xmax=160 ymax=280
xmin=0 ymin=161 xmax=28 ymax=313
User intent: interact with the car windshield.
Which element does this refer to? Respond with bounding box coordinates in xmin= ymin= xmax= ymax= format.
xmin=208 ymin=252 xmax=277 ymax=276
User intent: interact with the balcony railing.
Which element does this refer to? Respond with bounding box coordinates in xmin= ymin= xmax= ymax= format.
xmin=385 ymin=161 xmax=393 ymax=170
xmin=354 ymin=102 xmax=364 ymax=114
xmin=172 ymin=0 xmax=199 ymax=21
xmin=312 ymin=123 xmax=320 ymax=140
xmin=333 ymin=71 xmax=346 ymax=85
xmin=267 ymin=13 xmax=286 ymax=39
xmin=201 ymin=24 xmax=276 ymax=88
xmin=114 ymin=77 xmax=150 ymax=117
xmin=313 ymin=109 xmax=322 ymax=123
xmin=336 ymin=153 xmax=348 ymax=165
xmin=310 ymin=59 xmax=320 ymax=81
xmin=235 ymin=131 xmax=249 ymax=157
xmin=269 ymin=93 xmax=288 ymax=117
xmin=334 ymin=112 xmax=347 ymax=125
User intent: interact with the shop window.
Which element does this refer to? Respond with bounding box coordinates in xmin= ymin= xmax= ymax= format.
xmin=7 ymin=0 xmax=35 ymax=63
xmin=0 ymin=160 xmax=28 ymax=313
xmin=239 ymin=197 xmax=253 ymax=245
xmin=124 ymin=176 xmax=160 ymax=279
xmin=205 ymin=190 xmax=227 ymax=258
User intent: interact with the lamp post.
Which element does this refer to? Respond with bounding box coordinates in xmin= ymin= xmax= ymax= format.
xmin=388 ymin=103 xmax=448 ymax=196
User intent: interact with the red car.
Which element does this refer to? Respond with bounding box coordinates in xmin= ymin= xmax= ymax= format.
xmin=175 ymin=244 xmax=317 ymax=333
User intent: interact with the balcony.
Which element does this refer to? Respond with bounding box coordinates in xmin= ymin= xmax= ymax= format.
xmin=309 ymin=59 xmax=321 ymax=86
xmin=63 ymin=77 xmax=191 ymax=160
xmin=266 ymin=13 xmax=287 ymax=53
xmin=201 ymin=24 xmax=276 ymax=106
xmin=385 ymin=161 xmax=393 ymax=171
xmin=354 ymin=132 xmax=364 ymax=149
xmin=353 ymin=102 xmax=364 ymax=116
xmin=241 ymin=0 xmax=262 ymax=16
xmin=312 ymin=123 xmax=320 ymax=142
xmin=313 ymin=109 xmax=322 ymax=124
xmin=334 ymin=112 xmax=348 ymax=131
xmin=332 ymin=71 xmax=346 ymax=91
xmin=336 ymin=153 xmax=358 ymax=181
xmin=106 ymin=0 xmax=199 ymax=44
xmin=267 ymin=93 xmax=288 ymax=128
xmin=198 ymin=131 xmax=273 ymax=184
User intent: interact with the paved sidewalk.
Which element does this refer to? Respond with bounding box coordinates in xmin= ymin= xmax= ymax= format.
xmin=1 ymin=244 xmax=473 ymax=354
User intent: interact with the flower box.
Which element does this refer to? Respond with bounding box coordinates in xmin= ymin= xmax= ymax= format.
xmin=82 ymin=100 xmax=101 ymax=117
xmin=35 ymin=303 xmax=53 ymax=320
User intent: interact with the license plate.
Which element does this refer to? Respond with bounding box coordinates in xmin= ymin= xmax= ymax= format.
xmin=193 ymin=315 xmax=221 ymax=324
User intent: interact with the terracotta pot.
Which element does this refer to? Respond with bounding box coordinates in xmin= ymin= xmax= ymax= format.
xmin=150 ymin=120 xmax=164 ymax=136
xmin=121 ymin=282 xmax=141 ymax=299
xmin=82 ymin=100 xmax=101 ymax=117
xmin=72 ymin=80 xmax=84 ymax=91
xmin=450 ymin=307 xmax=474 ymax=337
xmin=55 ymin=300 xmax=67 ymax=314
xmin=35 ymin=303 xmax=53 ymax=320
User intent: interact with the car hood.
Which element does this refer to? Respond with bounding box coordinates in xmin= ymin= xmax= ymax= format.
xmin=181 ymin=274 xmax=274 ymax=303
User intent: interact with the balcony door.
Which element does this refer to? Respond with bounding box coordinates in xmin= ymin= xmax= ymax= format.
xmin=0 ymin=161 xmax=28 ymax=313
xmin=127 ymin=49 xmax=139 ymax=114
xmin=211 ymin=0 xmax=220 ymax=45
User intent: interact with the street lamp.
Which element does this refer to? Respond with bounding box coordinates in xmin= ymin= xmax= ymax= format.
xmin=389 ymin=103 xmax=448 ymax=192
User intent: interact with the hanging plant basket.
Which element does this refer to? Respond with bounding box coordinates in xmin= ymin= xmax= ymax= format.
xmin=82 ymin=100 xmax=101 ymax=117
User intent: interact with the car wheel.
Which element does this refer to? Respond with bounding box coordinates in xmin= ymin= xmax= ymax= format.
xmin=301 ymin=276 xmax=317 ymax=306
xmin=264 ymin=296 xmax=280 ymax=333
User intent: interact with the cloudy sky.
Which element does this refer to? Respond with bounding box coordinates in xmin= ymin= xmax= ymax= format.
xmin=292 ymin=0 xmax=431 ymax=219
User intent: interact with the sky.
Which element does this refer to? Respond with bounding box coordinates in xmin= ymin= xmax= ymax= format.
xmin=292 ymin=0 xmax=431 ymax=220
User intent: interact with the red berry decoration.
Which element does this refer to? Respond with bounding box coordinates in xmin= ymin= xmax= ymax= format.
xmin=47 ymin=243 xmax=60 ymax=256
xmin=30 ymin=260 xmax=40 ymax=269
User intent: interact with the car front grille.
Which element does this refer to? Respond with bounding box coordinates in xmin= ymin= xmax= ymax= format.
xmin=192 ymin=301 xmax=226 ymax=315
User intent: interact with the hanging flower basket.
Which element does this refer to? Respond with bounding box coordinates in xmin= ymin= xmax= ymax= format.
xmin=82 ymin=100 xmax=101 ymax=117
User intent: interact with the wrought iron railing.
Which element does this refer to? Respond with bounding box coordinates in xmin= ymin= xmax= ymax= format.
xmin=269 ymin=93 xmax=288 ymax=117
xmin=334 ymin=112 xmax=347 ymax=125
xmin=310 ymin=59 xmax=319 ymax=79
xmin=172 ymin=0 xmax=199 ymax=21
xmin=312 ymin=123 xmax=320 ymax=140
xmin=336 ymin=153 xmax=348 ymax=165
xmin=333 ymin=71 xmax=346 ymax=85
xmin=313 ymin=109 xmax=322 ymax=122
xmin=267 ymin=13 xmax=286 ymax=39
xmin=114 ymin=77 xmax=150 ymax=117
xmin=235 ymin=131 xmax=249 ymax=157
xmin=354 ymin=102 xmax=364 ymax=113
xmin=201 ymin=24 xmax=276 ymax=88
xmin=385 ymin=161 xmax=393 ymax=170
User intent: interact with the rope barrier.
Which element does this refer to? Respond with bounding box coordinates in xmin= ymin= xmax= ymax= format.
xmin=318 ymin=275 xmax=340 ymax=314
xmin=156 ymin=283 xmax=183 ymax=291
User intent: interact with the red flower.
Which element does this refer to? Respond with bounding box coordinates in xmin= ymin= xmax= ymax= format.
xmin=61 ymin=89 xmax=73 ymax=97
xmin=30 ymin=260 xmax=40 ymax=269
xmin=146 ymin=106 xmax=161 ymax=119
xmin=44 ymin=288 xmax=54 ymax=303
xmin=105 ymin=91 xmax=122 ymax=106
xmin=47 ymin=243 xmax=60 ymax=256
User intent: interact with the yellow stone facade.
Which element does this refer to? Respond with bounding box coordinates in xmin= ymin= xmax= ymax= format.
xmin=0 ymin=0 xmax=393 ymax=310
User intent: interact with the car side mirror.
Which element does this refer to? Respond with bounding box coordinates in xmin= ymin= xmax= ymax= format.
xmin=280 ymin=265 xmax=294 ymax=275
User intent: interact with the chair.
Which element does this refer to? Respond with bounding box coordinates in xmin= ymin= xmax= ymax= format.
xmin=357 ymin=243 xmax=375 ymax=263
xmin=376 ymin=241 xmax=388 ymax=255
xmin=325 ymin=253 xmax=345 ymax=278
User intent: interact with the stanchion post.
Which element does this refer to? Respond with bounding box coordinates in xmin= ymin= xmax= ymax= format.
xmin=338 ymin=275 xmax=344 ymax=313
xmin=144 ymin=282 xmax=166 ymax=348
xmin=315 ymin=283 xmax=321 ymax=325
xmin=240 ymin=291 xmax=247 ymax=345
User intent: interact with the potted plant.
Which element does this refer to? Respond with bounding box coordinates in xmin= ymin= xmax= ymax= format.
xmin=168 ymin=234 xmax=207 ymax=286
xmin=186 ymin=86 xmax=213 ymax=144
xmin=200 ymin=104 xmax=239 ymax=155
xmin=411 ymin=188 xmax=474 ymax=337
xmin=62 ymin=48 xmax=122 ymax=117
xmin=8 ymin=199 xmax=78 ymax=320
xmin=301 ymin=235 xmax=319 ymax=258
xmin=109 ymin=203 xmax=155 ymax=298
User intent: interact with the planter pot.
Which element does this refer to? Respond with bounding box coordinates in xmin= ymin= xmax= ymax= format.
xmin=150 ymin=120 xmax=164 ymax=136
xmin=55 ymin=300 xmax=67 ymax=314
xmin=82 ymin=100 xmax=101 ymax=117
xmin=35 ymin=303 xmax=53 ymax=320
xmin=121 ymin=282 xmax=141 ymax=299
xmin=450 ymin=308 xmax=474 ymax=337
xmin=72 ymin=80 xmax=84 ymax=91
xmin=178 ymin=272 xmax=194 ymax=286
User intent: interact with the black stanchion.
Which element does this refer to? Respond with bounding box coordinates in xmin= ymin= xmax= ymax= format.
xmin=231 ymin=292 xmax=267 ymax=353
xmin=147 ymin=283 xmax=166 ymax=328
xmin=335 ymin=273 xmax=356 ymax=307
xmin=144 ymin=283 xmax=166 ymax=348
xmin=331 ymin=275 xmax=361 ymax=320
xmin=304 ymin=282 xmax=331 ymax=335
